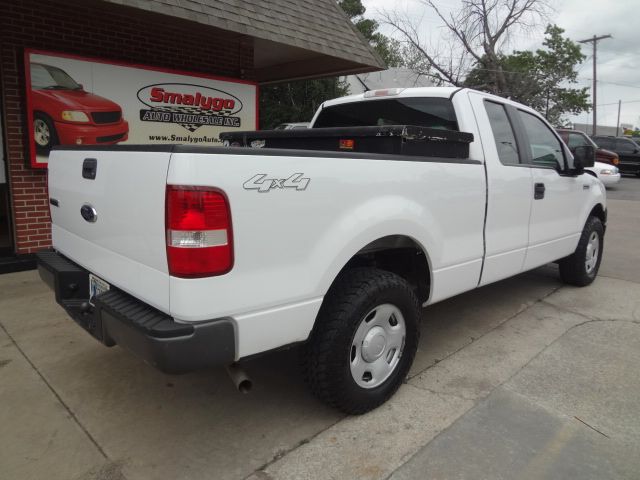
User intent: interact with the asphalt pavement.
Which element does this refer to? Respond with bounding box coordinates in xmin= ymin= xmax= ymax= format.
xmin=1 ymin=177 xmax=639 ymax=480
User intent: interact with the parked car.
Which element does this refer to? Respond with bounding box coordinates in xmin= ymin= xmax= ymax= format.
xmin=38 ymin=87 xmax=605 ymax=414
xmin=556 ymin=129 xmax=618 ymax=166
xmin=591 ymin=135 xmax=640 ymax=176
xmin=585 ymin=161 xmax=621 ymax=187
xmin=30 ymin=62 xmax=129 ymax=153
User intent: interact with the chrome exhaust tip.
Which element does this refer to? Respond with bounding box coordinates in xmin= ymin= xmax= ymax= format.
xmin=226 ymin=363 xmax=252 ymax=393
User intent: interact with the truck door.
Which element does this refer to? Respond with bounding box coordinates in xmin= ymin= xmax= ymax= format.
xmin=513 ymin=109 xmax=585 ymax=270
xmin=468 ymin=92 xmax=533 ymax=286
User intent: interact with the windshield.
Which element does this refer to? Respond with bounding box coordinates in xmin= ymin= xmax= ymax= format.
xmin=31 ymin=63 xmax=82 ymax=90
xmin=313 ymin=97 xmax=458 ymax=130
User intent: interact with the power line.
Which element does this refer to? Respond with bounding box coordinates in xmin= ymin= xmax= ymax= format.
xmin=577 ymin=78 xmax=640 ymax=90
xmin=597 ymin=99 xmax=640 ymax=107
xmin=596 ymin=80 xmax=640 ymax=89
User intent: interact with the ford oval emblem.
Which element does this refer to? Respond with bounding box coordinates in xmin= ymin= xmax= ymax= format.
xmin=80 ymin=204 xmax=97 ymax=223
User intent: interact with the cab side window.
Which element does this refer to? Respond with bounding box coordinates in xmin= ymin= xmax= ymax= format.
xmin=517 ymin=111 xmax=565 ymax=169
xmin=485 ymin=101 xmax=520 ymax=165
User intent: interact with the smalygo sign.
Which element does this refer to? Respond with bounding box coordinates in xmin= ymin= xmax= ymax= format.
xmin=24 ymin=50 xmax=258 ymax=168
xmin=138 ymin=83 xmax=244 ymax=132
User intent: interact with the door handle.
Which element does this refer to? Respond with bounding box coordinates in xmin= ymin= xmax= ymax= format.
xmin=534 ymin=182 xmax=545 ymax=200
xmin=82 ymin=158 xmax=97 ymax=180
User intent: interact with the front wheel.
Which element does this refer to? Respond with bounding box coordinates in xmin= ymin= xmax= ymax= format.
xmin=303 ymin=268 xmax=420 ymax=414
xmin=33 ymin=113 xmax=58 ymax=154
xmin=559 ymin=216 xmax=604 ymax=286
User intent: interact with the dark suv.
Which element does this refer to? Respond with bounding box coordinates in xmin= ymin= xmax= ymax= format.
xmin=591 ymin=136 xmax=640 ymax=176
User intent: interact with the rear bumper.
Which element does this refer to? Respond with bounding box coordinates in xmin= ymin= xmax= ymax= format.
xmin=36 ymin=250 xmax=235 ymax=373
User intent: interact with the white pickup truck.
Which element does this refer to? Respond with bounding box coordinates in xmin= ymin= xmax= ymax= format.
xmin=38 ymin=87 xmax=606 ymax=414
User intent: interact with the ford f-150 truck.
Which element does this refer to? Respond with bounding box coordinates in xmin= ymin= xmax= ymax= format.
xmin=37 ymin=87 xmax=605 ymax=414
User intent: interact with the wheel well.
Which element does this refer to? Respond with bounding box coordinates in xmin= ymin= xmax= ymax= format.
xmin=589 ymin=203 xmax=606 ymax=230
xmin=339 ymin=235 xmax=431 ymax=304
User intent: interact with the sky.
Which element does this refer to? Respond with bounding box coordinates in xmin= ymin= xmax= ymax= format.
xmin=362 ymin=0 xmax=640 ymax=129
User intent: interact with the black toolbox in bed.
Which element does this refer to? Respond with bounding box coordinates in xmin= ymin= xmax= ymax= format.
xmin=219 ymin=125 xmax=474 ymax=159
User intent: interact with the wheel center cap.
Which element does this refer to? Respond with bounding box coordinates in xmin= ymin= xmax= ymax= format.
xmin=362 ymin=326 xmax=387 ymax=362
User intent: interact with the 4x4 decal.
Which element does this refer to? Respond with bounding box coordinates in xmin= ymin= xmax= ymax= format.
xmin=243 ymin=173 xmax=310 ymax=193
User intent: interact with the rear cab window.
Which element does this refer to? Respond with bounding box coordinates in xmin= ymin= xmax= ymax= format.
xmin=312 ymin=97 xmax=459 ymax=130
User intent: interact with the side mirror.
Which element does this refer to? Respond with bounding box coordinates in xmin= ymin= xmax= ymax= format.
xmin=572 ymin=145 xmax=595 ymax=174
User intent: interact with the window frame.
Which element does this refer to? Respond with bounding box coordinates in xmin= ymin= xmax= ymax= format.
xmin=483 ymin=99 xmax=526 ymax=167
xmin=512 ymin=108 xmax=568 ymax=172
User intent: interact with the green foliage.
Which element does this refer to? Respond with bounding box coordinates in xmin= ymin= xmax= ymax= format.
xmin=259 ymin=78 xmax=349 ymax=129
xmin=338 ymin=0 xmax=404 ymax=67
xmin=464 ymin=25 xmax=590 ymax=125
xmin=259 ymin=0 xmax=402 ymax=129
xmin=338 ymin=0 xmax=366 ymax=18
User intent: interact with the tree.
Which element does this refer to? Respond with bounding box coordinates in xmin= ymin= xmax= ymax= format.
xmin=381 ymin=0 xmax=549 ymax=89
xmin=339 ymin=0 xmax=404 ymax=67
xmin=464 ymin=25 xmax=590 ymax=124
xmin=259 ymin=0 xmax=401 ymax=129
xmin=259 ymin=78 xmax=349 ymax=130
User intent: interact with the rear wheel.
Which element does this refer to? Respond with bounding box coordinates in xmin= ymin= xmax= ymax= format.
xmin=559 ymin=216 xmax=604 ymax=286
xmin=303 ymin=268 xmax=420 ymax=414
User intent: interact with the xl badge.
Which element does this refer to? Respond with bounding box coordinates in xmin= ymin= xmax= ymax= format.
xmin=243 ymin=173 xmax=310 ymax=193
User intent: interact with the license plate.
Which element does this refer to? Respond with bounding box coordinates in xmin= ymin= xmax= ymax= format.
xmin=89 ymin=273 xmax=110 ymax=305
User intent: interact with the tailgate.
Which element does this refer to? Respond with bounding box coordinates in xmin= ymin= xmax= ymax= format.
xmin=48 ymin=147 xmax=171 ymax=312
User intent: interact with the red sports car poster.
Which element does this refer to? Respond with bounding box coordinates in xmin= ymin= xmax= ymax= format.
xmin=24 ymin=50 xmax=258 ymax=168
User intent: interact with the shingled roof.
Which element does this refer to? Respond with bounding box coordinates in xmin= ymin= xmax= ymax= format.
xmin=104 ymin=0 xmax=386 ymax=82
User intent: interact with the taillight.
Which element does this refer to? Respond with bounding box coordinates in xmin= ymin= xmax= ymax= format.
xmin=166 ymin=185 xmax=233 ymax=278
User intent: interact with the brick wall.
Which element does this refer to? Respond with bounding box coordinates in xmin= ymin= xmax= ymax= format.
xmin=0 ymin=0 xmax=254 ymax=254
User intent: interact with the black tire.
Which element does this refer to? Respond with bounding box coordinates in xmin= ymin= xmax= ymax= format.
xmin=303 ymin=268 xmax=420 ymax=414
xmin=33 ymin=112 xmax=58 ymax=154
xmin=559 ymin=216 xmax=604 ymax=286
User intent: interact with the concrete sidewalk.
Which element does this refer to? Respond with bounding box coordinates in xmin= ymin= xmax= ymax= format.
xmin=1 ymin=196 xmax=639 ymax=480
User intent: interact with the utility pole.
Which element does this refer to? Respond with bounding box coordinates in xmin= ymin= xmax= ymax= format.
xmin=578 ymin=34 xmax=612 ymax=136
xmin=616 ymin=100 xmax=621 ymax=136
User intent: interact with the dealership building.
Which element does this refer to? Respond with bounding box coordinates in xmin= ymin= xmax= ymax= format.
xmin=0 ymin=0 xmax=384 ymax=271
